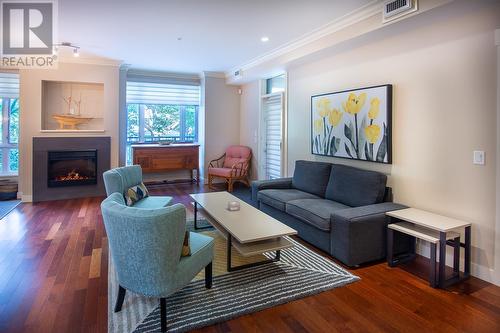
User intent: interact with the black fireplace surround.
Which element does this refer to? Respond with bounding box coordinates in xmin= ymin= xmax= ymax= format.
xmin=33 ymin=137 xmax=111 ymax=202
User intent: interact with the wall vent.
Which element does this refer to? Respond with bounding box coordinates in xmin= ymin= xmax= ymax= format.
xmin=234 ymin=69 xmax=242 ymax=77
xmin=383 ymin=0 xmax=418 ymax=23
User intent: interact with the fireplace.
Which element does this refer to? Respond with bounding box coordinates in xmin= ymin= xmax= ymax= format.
xmin=47 ymin=150 xmax=98 ymax=187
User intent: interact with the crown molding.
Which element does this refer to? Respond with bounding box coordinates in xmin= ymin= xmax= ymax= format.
xmin=225 ymin=0 xmax=383 ymax=78
xmin=58 ymin=55 xmax=123 ymax=67
xmin=202 ymin=71 xmax=226 ymax=79
xmin=128 ymin=68 xmax=200 ymax=81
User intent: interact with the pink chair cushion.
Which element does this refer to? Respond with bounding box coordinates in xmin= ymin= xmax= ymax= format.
xmin=208 ymin=167 xmax=233 ymax=177
xmin=223 ymin=145 xmax=252 ymax=168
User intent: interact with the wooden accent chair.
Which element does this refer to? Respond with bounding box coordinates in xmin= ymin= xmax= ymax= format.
xmin=208 ymin=145 xmax=252 ymax=192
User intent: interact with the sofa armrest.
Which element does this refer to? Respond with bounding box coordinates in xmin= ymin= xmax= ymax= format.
xmin=251 ymin=178 xmax=293 ymax=202
xmin=330 ymin=202 xmax=408 ymax=266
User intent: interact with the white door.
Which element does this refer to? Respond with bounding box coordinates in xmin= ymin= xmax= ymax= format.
xmin=262 ymin=93 xmax=284 ymax=179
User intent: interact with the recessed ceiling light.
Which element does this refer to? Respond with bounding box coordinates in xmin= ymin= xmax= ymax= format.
xmin=261 ymin=36 xmax=269 ymax=42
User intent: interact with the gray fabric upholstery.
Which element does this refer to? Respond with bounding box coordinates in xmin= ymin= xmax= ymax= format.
xmin=325 ymin=164 xmax=387 ymax=207
xmin=260 ymin=202 xmax=332 ymax=253
xmin=292 ymin=160 xmax=332 ymax=197
xmin=330 ymin=202 xmax=407 ymax=266
xmin=251 ymin=178 xmax=292 ymax=202
xmin=285 ymin=199 xmax=350 ymax=231
xmin=257 ymin=189 xmax=319 ymax=212
xmin=253 ymin=160 xmax=409 ymax=266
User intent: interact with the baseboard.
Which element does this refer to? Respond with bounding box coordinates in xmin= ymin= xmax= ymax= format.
xmin=21 ymin=194 xmax=32 ymax=202
xmin=416 ymin=241 xmax=498 ymax=286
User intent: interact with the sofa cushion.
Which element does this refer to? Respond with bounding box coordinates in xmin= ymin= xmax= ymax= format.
xmin=325 ymin=164 xmax=387 ymax=207
xmin=258 ymin=189 xmax=319 ymax=211
xmin=292 ymin=160 xmax=332 ymax=197
xmin=286 ymin=199 xmax=350 ymax=231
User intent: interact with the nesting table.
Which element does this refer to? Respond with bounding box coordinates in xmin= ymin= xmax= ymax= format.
xmin=386 ymin=208 xmax=471 ymax=288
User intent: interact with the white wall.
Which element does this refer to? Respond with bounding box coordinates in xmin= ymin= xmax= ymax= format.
xmin=239 ymin=80 xmax=260 ymax=179
xmin=19 ymin=61 xmax=120 ymax=201
xmin=202 ymin=75 xmax=241 ymax=182
xmin=239 ymin=1 xmax=500 ymax=284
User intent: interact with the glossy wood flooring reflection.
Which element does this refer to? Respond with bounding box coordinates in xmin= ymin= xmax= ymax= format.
xmin=0 ymin=183 xmax=499 ymax=333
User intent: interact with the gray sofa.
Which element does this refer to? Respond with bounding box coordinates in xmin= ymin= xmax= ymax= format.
xmin=252 ymin=160 xmax=409 ymax=267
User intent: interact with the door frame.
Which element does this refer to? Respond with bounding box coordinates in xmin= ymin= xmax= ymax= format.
xmin=258 ymin=73 xmax=288 ymax=179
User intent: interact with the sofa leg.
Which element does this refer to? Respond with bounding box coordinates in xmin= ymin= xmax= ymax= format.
xmin=160 ymin=298 xmax=167 ymax=332
xmin=114 ymin=285 xmax=126 ymax=312
xmin=205 ymin=262 xmax=213 ymax=289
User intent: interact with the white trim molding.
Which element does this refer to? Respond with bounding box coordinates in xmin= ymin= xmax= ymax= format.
xmin=225 ymin=0 xmax=453 ymax=84
xmin=226 ymin=0 xmax=383 ymax=79
xmin=494 ymin=28 xmax=500 ymax=286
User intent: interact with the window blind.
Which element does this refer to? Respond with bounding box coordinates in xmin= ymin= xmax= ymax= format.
xmin=126 ymin=81 xmax=200 ymax=105
xmin=263 ymin=94 xmax=283 ymax=179
xmin=0 ymin=72 xmax=19 ymax=98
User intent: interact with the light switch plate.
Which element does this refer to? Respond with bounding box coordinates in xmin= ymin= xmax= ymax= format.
xmin=473 ymin=150 xmax=485 ymax=165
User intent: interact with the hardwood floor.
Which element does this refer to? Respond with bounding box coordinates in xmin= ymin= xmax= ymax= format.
xmin=0 ymin=183 xmax=499 ymax=333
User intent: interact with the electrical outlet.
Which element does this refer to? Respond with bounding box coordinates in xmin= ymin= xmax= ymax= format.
xmin=473 ymin=150 xmax=485 ymax=165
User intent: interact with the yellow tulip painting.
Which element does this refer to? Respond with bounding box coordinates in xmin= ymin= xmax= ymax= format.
xmin=316 ymin=98 xmax=332 ymax=118
xmin=342 ymin=92 xmax=367 ymax=115
xmin=312 ymin=85 xmax=392 ymax=163
xmin=328 ymin=109 xmax=343 ymax=127
xmin=368 ymin=98 xmax=380 ymax=120
xmin=365 ymin=124 xmax=381 ymax=143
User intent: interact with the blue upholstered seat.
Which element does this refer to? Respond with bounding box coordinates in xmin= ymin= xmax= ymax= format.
xmin=101 ymin=192 xmax=214 ymax=332
xmin=103 ymin=165 xmax=172 ymax=208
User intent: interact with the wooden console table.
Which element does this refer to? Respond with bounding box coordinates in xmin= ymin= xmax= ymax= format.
xmin=386 ymin=208 xmax=471 ymax=289
xmin=132 ymin=144 xmax=199 ymax=183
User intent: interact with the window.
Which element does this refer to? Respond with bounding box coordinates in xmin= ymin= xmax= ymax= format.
xmin=266 ymin=74 xmax=286 ymax=94
xmin=126 ymin=80 xmax=200 ymax=165
xmin=0 ymin=73 xmax=19 ymax=175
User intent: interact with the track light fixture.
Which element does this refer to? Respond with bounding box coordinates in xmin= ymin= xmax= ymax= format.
xmin=52 ymin=42 xmax=81 ymax=57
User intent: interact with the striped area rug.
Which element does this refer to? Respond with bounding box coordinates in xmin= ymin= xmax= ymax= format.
xmin=109 ymin=223 xmax=359 ymax=333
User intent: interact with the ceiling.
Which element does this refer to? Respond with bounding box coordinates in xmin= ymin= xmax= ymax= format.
xmin=58 ymin=0 xmax=372 ymax=73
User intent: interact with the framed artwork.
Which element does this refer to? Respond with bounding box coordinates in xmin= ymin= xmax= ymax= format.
xmin=311 ymin=84 xmax=392 ymax=164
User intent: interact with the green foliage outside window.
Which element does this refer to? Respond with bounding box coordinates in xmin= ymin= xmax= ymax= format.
xmin=126 ymin=103 xmax=198 ymax=165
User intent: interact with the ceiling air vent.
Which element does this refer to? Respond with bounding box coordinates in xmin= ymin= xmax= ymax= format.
xmin=383 ymin=0 xmax=418 ymax=23
xmin=234 ymin=69 xmax=242 ymax=78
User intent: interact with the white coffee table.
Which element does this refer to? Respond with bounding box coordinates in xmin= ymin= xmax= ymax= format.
xmin=190 ymin=191 xmax=297 ymax=271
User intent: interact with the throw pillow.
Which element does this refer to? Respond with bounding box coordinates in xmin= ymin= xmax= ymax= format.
xmin=124 ymin=182 xmax=149 ymax=206
xmin=181 ymin=231 xmax=191 ymax=257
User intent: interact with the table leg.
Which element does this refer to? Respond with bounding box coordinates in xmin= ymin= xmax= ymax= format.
xmin=387 ymin=227 xmax=394 ymax=266
xmin=465 ymin=226 xmax=471 ymax=276
xmin=439 ymin=231 xmax=446 ymax=288
xmin=453 ymin=236 xmax=460 ymax=276
xmin=194 ymin=201 xmax=198 ymax=229
xmin=430 ymin=242 xmax=437 ymax=288
xmin=193 ymin=202 xmax=211 ymax=230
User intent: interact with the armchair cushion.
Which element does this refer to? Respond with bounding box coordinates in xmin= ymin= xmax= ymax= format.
xmin=285 ymin=199 xmax=350 ymax=231
xmin=258 ymin=189 xmax=319 ymax=211
xmin=132 ymin=196 xmax=172 ymax=209
xmin=223 ymin=145 xmax=252 ymax=168
xmin=208 ymin=167 xmax=233 ymax=177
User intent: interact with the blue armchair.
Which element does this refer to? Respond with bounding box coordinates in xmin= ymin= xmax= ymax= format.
xmin=101 ymin=193 xmax=214 ymax=332
xmin=103 ymin=165 xmax=172 ymax=208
